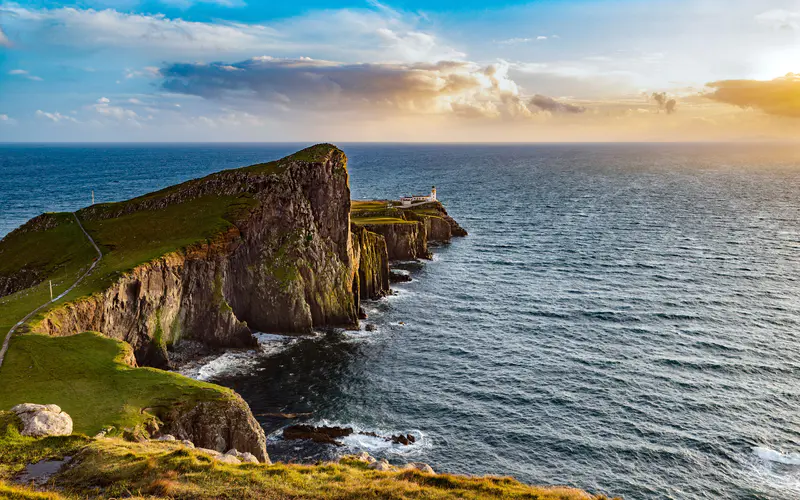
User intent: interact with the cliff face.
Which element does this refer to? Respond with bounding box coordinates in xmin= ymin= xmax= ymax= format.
xmin=350 ymin=224 xmax=390 ymax=302
xmin=160 ymin=395 xmax=270 ymax=463
xmin=362 ymin=222 xmax=431 ymax=261
xmin=28 ymin=146 xmax=361 ymax=368
xmin=33 ymin=249 xmax=253 ymax=369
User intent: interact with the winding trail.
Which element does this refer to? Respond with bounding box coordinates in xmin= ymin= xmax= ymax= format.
xmin=0 ymin=213 xmax=102 ymax=368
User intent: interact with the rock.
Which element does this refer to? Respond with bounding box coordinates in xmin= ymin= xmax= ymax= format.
xmin=181 ymin=440 xmax=195 ymax=448
xmin=160 ymin=395 xmax=270 ymax=464
xmin=389 ymin=270 xmax=412 ymax=283
xmin=357 ymin=451 xmax=377 ymax=464
xmin=391 ymin=434 xmax=410 ymax=446
xmin=122 ymin=428 xmax=148 ymax=443
xmin=11 ymin=404 xmax=73 ymax=438
xmin=404 ymin=462 xmax=434 ymax=474
xmin=156 ymin=434 xmax=176 ymax=441
xmin=365 ymin=324 xmax=377 ymax=332
xmin=358 ymin=307 xmax=368 ymax=320
xmin=407 ymin=433 xmax=416 ymax=443
xmin=283 ymin=424 xmax=353 ymax=445
xmin=369 ymin=459 xmax=393 ymax=472
xmin=217 ymin=454 xmax=241 ymax=465
xmin=93 ymin=426 xmax=114 ymax=439
xmin=224 ymin=448 xmax=260 ymax=464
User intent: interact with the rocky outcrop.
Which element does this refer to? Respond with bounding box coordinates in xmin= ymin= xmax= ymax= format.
xmin=352 ymin=200 xmax=466 ymax=262
xmin=160 ymin=394 xmax=269 ymax=464
xmin=11 ymin=404 xmax=73 ymax=437
xmin=30 ymin=146 xmax=359 ymax=367
xmin=362 ymin=222 xmax=431 ymax=261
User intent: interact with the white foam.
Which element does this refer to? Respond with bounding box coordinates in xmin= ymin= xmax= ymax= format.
xmin=181 ymin=332 xmax=298 ymax=381
xmin=754 ymin=447 xmax=800 ymax=466
xmin=315 ymin=419 xmax=430 ymax=457
xmin=194 ymin=350 xmax=257 ymax=381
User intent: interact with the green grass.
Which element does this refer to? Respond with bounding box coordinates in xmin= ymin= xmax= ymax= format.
xmin=351 ymin=200 xmax=390 ymax=211
xmin=0 ymin=214 xmax=97 ymax=343
xmin=0 ymin=333 xmax=235 ymax=437
xmin=0 ymin=425 xmax=614 ymax=499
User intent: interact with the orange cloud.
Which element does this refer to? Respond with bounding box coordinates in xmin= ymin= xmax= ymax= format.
xmin=705 ymin=74 xmax=800 ymax=117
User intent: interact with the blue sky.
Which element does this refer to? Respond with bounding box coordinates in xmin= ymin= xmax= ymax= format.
xmin=1 ymin=0 xmax=799 ymax=141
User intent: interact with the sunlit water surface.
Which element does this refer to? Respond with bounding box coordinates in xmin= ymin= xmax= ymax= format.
xmin=3 ymin=143 xmax=800 ymax=499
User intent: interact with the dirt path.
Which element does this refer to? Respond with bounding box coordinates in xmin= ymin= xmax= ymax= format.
xmin=0 ymin=213 xmax=102 ymax=368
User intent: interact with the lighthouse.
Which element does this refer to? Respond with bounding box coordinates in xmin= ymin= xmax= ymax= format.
xmin=430 ymin=186 xmax=437 ymax=201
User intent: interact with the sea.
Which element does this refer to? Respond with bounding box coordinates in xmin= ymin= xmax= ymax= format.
xmin=3 ymin=143 xmax=800 ymax=499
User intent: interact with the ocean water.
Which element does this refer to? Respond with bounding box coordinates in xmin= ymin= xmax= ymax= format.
xmin=3 ymin=143 xmax=800 ymax=499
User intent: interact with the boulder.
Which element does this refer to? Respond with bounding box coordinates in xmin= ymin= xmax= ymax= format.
xmin=369 ymin=459 xmax=393 ymax=472
xmin=217 ymin=454 xmax=241 ymax=465
xmin=225 ymin=449 xmax=260 ymax=464
xmin=156 ymin=434 xmax=176 ymax=441
xmin=365 ymin=324 xmax=377 ymax=332
xmin=356 ymin=451 xmax=377 ymax=464
xmin=181 ymin=440 xmax=195 ymax=448
xmin=11 ymin=404 xmax=73 ymax=437
xmin=404 ymin=462 xmax=434 ymax=474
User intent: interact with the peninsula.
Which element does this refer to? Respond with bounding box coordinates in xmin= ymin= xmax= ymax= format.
xmin=0 ymin=144 xmax=611 ymax=499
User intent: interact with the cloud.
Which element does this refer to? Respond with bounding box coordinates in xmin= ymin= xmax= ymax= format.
xmin=8 ymin=69 xmax=43 ymax=81
xmin=124 ymin=67 xmax=162 ymax=79
xmin=756 ymin=9 xmax=800 ymax=30
xmin=529 ymin=94 xmax=585 ymax=114
xmin=705 ymin=75 xmax=800 ymax=117
xmin=160 ymin=56 xmax=582 ymax=120
xmin=36 ymin=110 xmax=78 ymax=123
xmin=92 ymin=99 xmax=141 ymax=123
xmin=2 ymin=4 xmax=460 ymax=62
xmin=0 ymin=26 xmax=10 ymax=47
xmin=496 ymin=36 xmax=548 ymax=45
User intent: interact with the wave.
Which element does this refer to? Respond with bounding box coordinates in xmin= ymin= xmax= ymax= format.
xmin=753 ymin=447 xmax=800 ymax=466
xmin=181 ymin=333 xmax=297 ymax=381
xmin=316 ymin=420 xmax=431 ymax=457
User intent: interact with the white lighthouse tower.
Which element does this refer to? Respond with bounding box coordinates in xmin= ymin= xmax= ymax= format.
xmin=430 ymin=186 xmax=437 ymax=201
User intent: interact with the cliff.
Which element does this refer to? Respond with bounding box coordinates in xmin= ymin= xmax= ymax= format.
xmin=351 ymin=200 xmax=467 ymax=261
xmin=0 ymin=145 xmax=379 ymax=368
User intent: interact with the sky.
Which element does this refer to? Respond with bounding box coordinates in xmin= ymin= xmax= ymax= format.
xmin=1 ymin=0 xmax=800 ymax=142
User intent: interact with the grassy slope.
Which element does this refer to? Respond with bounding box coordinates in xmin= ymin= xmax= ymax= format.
xmin=0 ymin=215 xmax=97 ymax=342
xmin=0 ymin=417 xmax=611 ymax=500
xmin=0 ymin=333 xmax=234 ymax=436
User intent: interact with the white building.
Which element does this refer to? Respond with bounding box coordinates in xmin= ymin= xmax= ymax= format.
xmin=400 ymin=186 xmax=437 ymax=206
